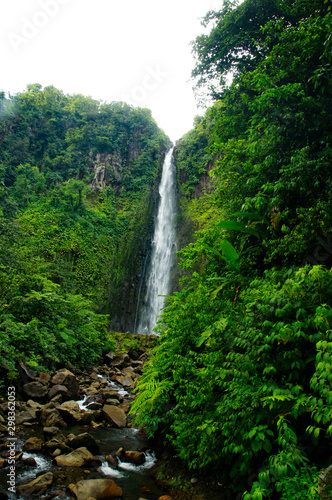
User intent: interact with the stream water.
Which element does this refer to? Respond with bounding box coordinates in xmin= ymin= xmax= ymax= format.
xmin=136 ymin=147 xmax=177 ymax=335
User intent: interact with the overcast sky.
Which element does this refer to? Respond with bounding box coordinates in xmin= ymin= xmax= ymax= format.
xmin=1 ymin=0 xmax=229 ymax=141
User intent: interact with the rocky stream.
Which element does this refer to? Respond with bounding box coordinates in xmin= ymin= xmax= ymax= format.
xmin=0 ymin=336 xmax=174 ymax=500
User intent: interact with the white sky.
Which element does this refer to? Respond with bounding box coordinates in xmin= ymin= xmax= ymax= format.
xmin=1 ymin=0 xmax=227 ymax=141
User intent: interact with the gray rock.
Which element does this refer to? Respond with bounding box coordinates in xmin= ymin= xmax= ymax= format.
xmin=51 ymin=369 xmax=80 ymax=400
xmin=102 ymin=405 xmax=127 ymax=428
xmin=16 ymin=472 xmax=53 ymax=497
xmin=67 ymin=432 xmax=100 ymax=454
xmin=318 ymin=465 xmax=332 ymax=500
xmin=54 ymin=447 xmax=94 ymax=467
xmin=48 ymin=384 xmax=68 ymax=400
xmin=23 ymin=382 xmax=48 ymax=400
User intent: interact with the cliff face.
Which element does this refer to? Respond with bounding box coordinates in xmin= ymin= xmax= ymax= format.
xmin=89 ymin=152 xmax=122 ymax=190
xmin=107 ymin=181 xmax=161 ymax=334
xmin=0 ymin=86 xmax=171 ymax=336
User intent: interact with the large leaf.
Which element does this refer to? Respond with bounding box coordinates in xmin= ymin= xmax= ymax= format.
xmin=219 ymin=220 xmax=260 ymax=238
xmin=220 ymin=239 xmax=240 ymax=269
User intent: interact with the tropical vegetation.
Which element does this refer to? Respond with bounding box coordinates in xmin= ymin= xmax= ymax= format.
xmin=131 ymin=0 xmax=332 ymax=498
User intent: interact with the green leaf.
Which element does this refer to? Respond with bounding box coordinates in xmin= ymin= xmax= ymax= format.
xmin=219 ymin=240 xmax=240 ymax=269
xmin=197 ymin=327 xmax=213 ymax=347
xmin=219 ymin=220 xmax=260 ymax=238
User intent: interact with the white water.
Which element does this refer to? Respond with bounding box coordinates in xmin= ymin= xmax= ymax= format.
xmin=137 ymin=147 xmax=177 ymax=334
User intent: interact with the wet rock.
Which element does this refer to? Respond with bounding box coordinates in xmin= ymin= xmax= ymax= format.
xmin=23 ymin=382 xmax=48 ymax=400
xmin=18 ymin=361 xmax=37 ymax=384
xmin=67 ymin=433 xmax=100 ymax=455
xmin=41 ymin=408 xmax=67 ymax=428
xmin=44 ymin=438 xmax=72 ymax=454
xmin=16 ymin=471 xmax=53 ymax=497
xmin=105 ymin=398 xmax=120 ymax=406
xmin=110 ymin=375 xmax=132 ymax=387
xmin=122 ymin=366 xmax=136 ymax=379
xmin=43 ymin=426 xmax=63 ymax=440
xmin=115 ymin=447 xmax=145 ymax=465
xmin=51 ymin=369 xmax=80 ymax=400
xmin=318 ymin=465 xmax=332 ymax=499
xmin=105 ymin=455 xmax=118 ymax=468
xmin=102 ymin=405 xmax=127 ymax=428
xmin=22 ymin=456 xmax=37 ymax=466
xmin=81 ymin=410 xmax=97 ymax=425
xmin=48 ymin=384 xmax=68 ymax=400
xmin=16 ymin=411 xmax=36 ymax=425
xmin=104 ymin=352 xmax=115 ymax=364
xmin=58 ymin=401 xmax=82 ymax=423
xmin=100 ymin=389 xmax=123 ymax=403
xmin=86 ymin=402 xmax=103 ymax=411
xmin=27 ymin=400 xmax=43 ymax=410
xmin=118 ymin=401 xmax=130 ymax=413
xmin=71 ymin=478 xmax=123 ymax=499
xmin=111 ymin=353 xmax=131 ymax=370
xmin=23 ymin=437 xmax=43 ymax=452
xmin=38 ymin=372 xmax=51 ymax=383
xmin=54 ymin=447 xmax=95 ymax=467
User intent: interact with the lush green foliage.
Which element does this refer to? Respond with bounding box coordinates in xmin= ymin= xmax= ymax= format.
xmin=0 ymin=85 xmax=169 ymax=378
xmin=132 ymin=0 xmax=332 ymax=498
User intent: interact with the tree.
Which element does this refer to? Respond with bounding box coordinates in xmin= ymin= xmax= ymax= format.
xmin=192 ymin=0 xmax=330 ymax=99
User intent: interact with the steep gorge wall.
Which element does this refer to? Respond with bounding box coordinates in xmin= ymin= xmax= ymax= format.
xmin=88 ymin=146 xmax=168 ymax=333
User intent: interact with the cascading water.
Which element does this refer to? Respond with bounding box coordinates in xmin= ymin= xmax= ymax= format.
xmin=136 ymin=147 xmax=177 ymax=335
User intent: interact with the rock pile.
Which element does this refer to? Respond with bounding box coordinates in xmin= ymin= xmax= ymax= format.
xmin=0 ymin=338 xmax=172 ymax=499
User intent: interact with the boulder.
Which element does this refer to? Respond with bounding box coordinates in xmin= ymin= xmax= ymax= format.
xmin=16 ymin=411 xmax=36 ymax=425
xmin=81 ymin=410 xmax=97 ymax=425
xmin=48 ymin=384 xmax=68 ymax=400
xmin=104 ymin=351 xmax=115 ymax=364
xmin=51 ymin=369 xmax=80 ymax=400
xmin=110 ymin=375 xmax=132 ymax=387
xmin=67 ymin=433 xmax=100 ymax=454
xmin=111 ymin=353 xmax=130 ymax=370
xmin=27 ymin=400 xmax=43 ymax=409
xmin=54 ymin=447 xmax=94 ymax=467
xmin=115 ymin=448 xmax=145 ymax=465
xmin=43 ymin=426 xmax=63 ymax=440
xmin=100 ymin=389 xmax=123 ymax=402
xmin=44 ymin=438 xmax=72 ymax=454
xmin=38 ymin=372 xmax=51 ymax=383
xmin=102 ymin=405 xmax=127 ymax=428
xmin=23 ymin=437 xmax=43 ymax=452
xmin=122 ymin=366 xmax=136 ymax=379
xmin=23 ymin=382 xmax=48 ymax=400
xmin=40 ymin=408 xmax=67 ymax=429
xmin=16 ymin=472 xmax=53 ymax=497
xmin=22 ymin=456 xmax=37 ymax=466
xmin=118 ymin=401 xmax=130 ymax=413
xmin=318 ymin=465 xmax=332 ymax=500
xmin=86 ymin=402 xmax=103 ymax=411
xmin=72 ymin=478 xmax=123 ymax=499
xmin=58 ymin=401 xmax=82 ymax=423
xmin=17 ymin=361 xmax=37 ymax=384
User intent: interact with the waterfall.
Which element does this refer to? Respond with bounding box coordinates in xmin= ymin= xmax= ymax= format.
xmin=137 ymin=147 xmax=177 ymax=335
